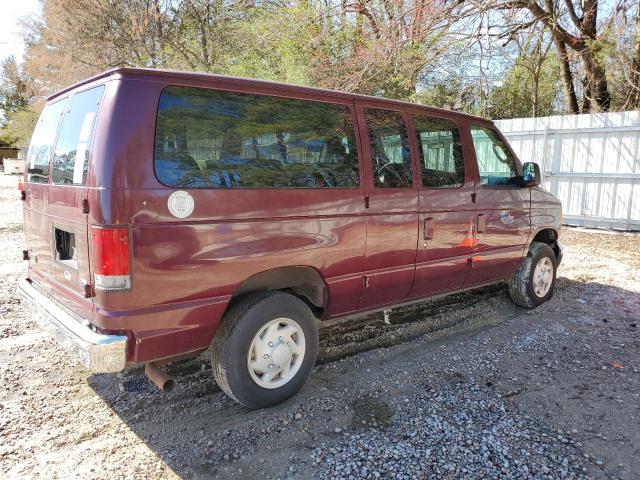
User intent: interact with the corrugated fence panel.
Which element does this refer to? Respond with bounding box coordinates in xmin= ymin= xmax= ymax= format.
xmin=496 ymin=111 xmax=640 ymax=230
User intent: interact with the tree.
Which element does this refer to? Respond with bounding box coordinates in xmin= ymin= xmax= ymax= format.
xmin=0 ymin=56 xmax=36 ymax=146
xmin=474 ymin=0 xmax=615 ymax=112
xmin=0 ymin=56 xmax=33 ymax=115
xmin=624 ymin=2 xmax=640 ymax=108
xmin=1 ymin=108 xmax=40 ymax=147
xmin=553 ymin=35 xmax=580 ymax=113
xmin=489 ymin=52 xmax=560 ymax=118
xmin=607 ymin=0 xmax=640 ymax=110
xmin=7 ymin=0 xmax=640 ymax=125
xmin=307 ymin=0 xmax=460 ymax=98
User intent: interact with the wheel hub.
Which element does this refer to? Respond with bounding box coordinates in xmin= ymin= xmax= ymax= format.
xmin=247 ymin=317 xmax=306 ymax=389
xmin=533 ymin=256 xmax=554 ymax=298
xmin=271 ymin=342 xmax=292 ymax=367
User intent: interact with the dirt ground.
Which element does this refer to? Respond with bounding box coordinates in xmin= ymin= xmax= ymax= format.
xmin=0 ymin=172 xmax=639 ymax=479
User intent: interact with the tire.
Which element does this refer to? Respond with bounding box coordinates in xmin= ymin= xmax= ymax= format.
xmin=211 ymin=291 xmax=319 ymax=409
xmin=509 ymin=241 xmax=558 ymax=308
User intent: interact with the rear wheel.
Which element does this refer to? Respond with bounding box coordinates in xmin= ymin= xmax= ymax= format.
xmin=211 ymin=291 xmax=318 ymax=409
xmin=509 ymin=241 xmax=558 ymax=308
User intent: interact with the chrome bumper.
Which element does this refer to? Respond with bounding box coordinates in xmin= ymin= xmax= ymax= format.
xmin=17 ymin=279 xmax=127 ymax=373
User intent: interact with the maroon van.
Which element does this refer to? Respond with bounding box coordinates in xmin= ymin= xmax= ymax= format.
xmin=18 ymin=68 xmax=562 ymax=408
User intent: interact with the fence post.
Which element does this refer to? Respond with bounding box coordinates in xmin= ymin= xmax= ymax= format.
xmin=541 ymin=127 xmax=551 ymax=189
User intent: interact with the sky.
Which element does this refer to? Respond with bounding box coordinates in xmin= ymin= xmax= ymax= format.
xmin=0 ymin=0 xmax=42 ymax=63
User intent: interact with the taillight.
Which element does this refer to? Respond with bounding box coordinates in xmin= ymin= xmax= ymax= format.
xmin=91 ymin=226 xmax=131 ymax=291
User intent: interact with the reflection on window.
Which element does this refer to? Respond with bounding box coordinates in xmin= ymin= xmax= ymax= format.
xmin=26 ymin=99 xmax=67 ymax=183
xmin=154 ymin=87 xmax=360 ymax=189
xmin=414 ymin=116 xmax=464 ymax=188
xmin=365 ymin=109 xmax=412 ymax=188
xmin=471 ymin=126 xmax=518 ymax=186
xmin=52 ymin=86 xmax=104 ymax=185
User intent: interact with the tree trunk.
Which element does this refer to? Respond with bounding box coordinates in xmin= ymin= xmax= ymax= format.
xmin=578 ymin=0 xmax=611 ymax=112
xmin=582 ymin=81 xmax=592 ymax=113
xmin=554 ymin=37 xmax=580 ymax=114
xmin=515 ymin=0 xmax=610 ymax=113
xmin=154 ymin=0 xmax=163 ymax=67
xmin=200 ymin=3 xmax=211 ymax=68
xmin=532 ymin=73 xmax=539 ymax=117
xmin=581 ymin=51 xmax=611 ymax=112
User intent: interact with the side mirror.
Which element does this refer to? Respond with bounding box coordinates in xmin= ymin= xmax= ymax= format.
xmin=522 ymin=162 xmax=541 ymax=187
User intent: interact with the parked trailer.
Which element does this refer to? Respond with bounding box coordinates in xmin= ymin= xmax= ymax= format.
xmin=3 ymin=159 xmax=23 ymax=174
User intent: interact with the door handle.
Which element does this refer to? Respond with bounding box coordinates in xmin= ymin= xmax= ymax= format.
xmin=423 ymin=217 xmax=434 ymax=240
xmin=476 ymin=214 xmax=486 ymax=234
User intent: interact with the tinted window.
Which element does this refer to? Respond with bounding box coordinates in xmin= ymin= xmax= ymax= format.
xmin=52 ymin=86 xmax=104 ymax=185
xmin=154 ymin=87 xmax=359 ymax=188
xmin=414 ymin=116 xmax=464 ymax=188
xmin=26 ymin=99 xmax=67 ymax=183
xmin=365 ymin=109 xmax=412 ymax=188
xmin=470 ymin=126 xmax=518 ymax=186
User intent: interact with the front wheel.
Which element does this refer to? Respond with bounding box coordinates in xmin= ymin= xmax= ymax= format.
xmin=211 ymin=291 xmax=318 ymax=409
xmin=509 ymin=241 xmax=558 ymax=308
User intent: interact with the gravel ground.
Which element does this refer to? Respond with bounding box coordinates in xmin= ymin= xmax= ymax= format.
xmin=0 ymin=172 xmax=639 ymax=479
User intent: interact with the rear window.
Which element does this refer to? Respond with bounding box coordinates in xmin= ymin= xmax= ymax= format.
xmin=52 ymin=85 xmax=104 ymax=185
xmin=26 ymin=99 xmax=67 ymax=183
xmin=154 ymin=86 xmax=360 ymax=188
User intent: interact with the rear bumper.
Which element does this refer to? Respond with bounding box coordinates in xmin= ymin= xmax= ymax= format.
xmin=17 ymin=279 xmax=127 ymax=373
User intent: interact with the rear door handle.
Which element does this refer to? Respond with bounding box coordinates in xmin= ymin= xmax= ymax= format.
xmin=476 ymin=214 xmax=486 ymax=234
xmin=423 ymin=217 xmax=434 ymax=240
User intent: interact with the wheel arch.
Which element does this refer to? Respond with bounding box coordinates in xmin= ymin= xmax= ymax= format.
xmin=530 ymin=227 xmax=560 ymax=259
xmin=230 ymin=266 xmax=327 ymax=315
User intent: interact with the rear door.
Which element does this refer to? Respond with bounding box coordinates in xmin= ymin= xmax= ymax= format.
xmin=408 ymin=114 xmax=476 ymax=298
xmin=48 ymin=85 xmax=105 ymax=314
xmin=465 ymin=125 xmax=530 ymax=285
xmin=355 ymin=102 xmax=419 ymax=309
xmin=24 ymin=86 xmax=104 ymax=316
xmin=24 ymin=99 xmax=68 ymax=294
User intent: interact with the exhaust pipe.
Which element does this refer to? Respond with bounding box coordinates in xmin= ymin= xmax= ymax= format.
xmin=145 ymin=362 xmax=176 ymax=392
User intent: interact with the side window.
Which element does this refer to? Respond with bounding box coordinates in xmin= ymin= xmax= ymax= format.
xmin=26 ymin=99 xmax=67 ymax=183
xmin=364 ymin=109 xmax=412 ymax=188
xmin=470 ymin=126 xmax=519 ymax=187
xmin=413 ymin=115 xmax=464 ymax=188
xmin=154 ymin=87 xmax=360 ymax=188
xmin=52 ymin=85 xmax=105 ymax=185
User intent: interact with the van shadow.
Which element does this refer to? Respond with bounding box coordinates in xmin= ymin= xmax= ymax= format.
xmin=87 ymin=277 xmax=640 ymax=479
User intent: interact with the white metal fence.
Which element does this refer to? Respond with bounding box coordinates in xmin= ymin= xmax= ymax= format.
xmin=496 ymin=112 xmax=640 ymax=230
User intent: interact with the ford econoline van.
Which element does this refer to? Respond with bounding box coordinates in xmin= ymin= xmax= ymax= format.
xmin=18 ymin=68 xmax=562 ymax=408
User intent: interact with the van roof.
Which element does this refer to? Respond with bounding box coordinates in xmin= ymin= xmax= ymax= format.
xmin=48 ymin=67 xmax=489 ymax=123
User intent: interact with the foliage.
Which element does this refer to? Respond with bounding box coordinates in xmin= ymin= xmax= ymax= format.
xmin=0 ymin=56 xmax=37 ymax=146
xmin=489 ymin=54 xmax=560 ymax=119
xmin=0 ymin=107 xmax=39 ymax=147
xmin=470 ymin=0 xmax=640 ymax=113
xmin=413 ymin=79 xmax=481 ymax=114
xmin=3 ymin=0 xmax=640 ymax=148
xmin=0 ymin=57 xmax=33 ymax=115
xmin=219 ymin=5 xmax=314 ymax=85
